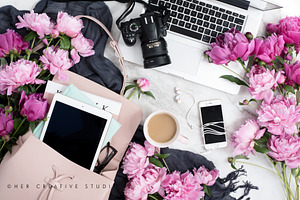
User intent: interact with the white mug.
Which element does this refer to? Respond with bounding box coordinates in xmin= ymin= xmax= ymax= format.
xmin=143 ymin=110 xmax=189 ymax=147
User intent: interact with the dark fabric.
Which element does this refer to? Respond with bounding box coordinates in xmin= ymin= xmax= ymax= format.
xmin=109 ymin=125 xmax=258 ymax=200
xmin=0 ymin=0 xmax=123 ymax=93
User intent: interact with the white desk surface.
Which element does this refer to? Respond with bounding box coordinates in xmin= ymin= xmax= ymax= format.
xmin=1 ymin=0 xmax=299 ymax=199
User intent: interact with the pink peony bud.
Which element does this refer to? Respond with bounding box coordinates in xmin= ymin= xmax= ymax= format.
xmin=19 ymin=91 xmax=49 ymax=122
xmin=284 ymin=61 xmax=300 ymax=86
xmin=242 ymin=99 xmax=249 ymax=105
xmin=136 ymin=78 xmax=150 ymax=92
xmin=0 ymin=108 xmax=14 ymax=137
xmin=2 ymin=134 xmax=10 ymax=142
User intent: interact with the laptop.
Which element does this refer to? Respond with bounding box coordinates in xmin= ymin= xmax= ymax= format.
xmin=118 ymin=0 xmax=282 ymax=94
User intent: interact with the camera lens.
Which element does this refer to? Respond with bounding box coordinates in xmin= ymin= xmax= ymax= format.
xmin=141 ymin=38 xmax=171 ymax=69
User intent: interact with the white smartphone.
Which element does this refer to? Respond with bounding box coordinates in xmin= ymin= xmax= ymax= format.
xmin=40 ymin=93 xmax=112 ymax=171
xmin=198 ymin=99 xmax=227 ymax=150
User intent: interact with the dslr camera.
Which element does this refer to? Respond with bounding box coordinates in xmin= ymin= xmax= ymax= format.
xmin=120 ymin=10 xmax=171 ymax=69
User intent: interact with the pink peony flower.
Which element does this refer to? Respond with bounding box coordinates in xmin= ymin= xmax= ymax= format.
xmin=252 ymin=34 xmax=285 ymax=64
xmin=193 ymin=166 xmax=219 ymax=186
xmin=136 ymin=78 xmax=150 ymax=92
xmin=247 ymin=65 xmax=281 ymax=104
xmin=16 ymin=10 xmax=54 ymax=39
xmin=276 ymin=16 xmax=300 ymax=52
xmin=122 ymin=142 xmax=149 ymax=179
xmin=0 ymin=29 xmax=29 ymax=57
xmin=257 ymin=95 xmax=300 ymax=135
xmin=266 ymin=23 xmax=279 ymax=35
xmin=144 ymin=140 xmax=157 ymax=156
xmin=0 ymin=59 xmax=45 ymax=95
xmin=55 ymin=12 xmax=83 ymax=38
xmin=70 ymin=33 xmax=94 ymax=64
xmin=205 ymin=28 xmax=255 ymax=65
xmin=268 ymin=134 xmax=300 ymax=169
xmin=161 ymin=171 xmax=204 ymax=200
xmin=284 ymin=61 xmax=300 ymax=85
xmin=124 ymin=176 xmax=148 ymax=200
xmin=231 ymin=119 xmax=265 ymax=156
xmin=39 ymin=46 xmax=74 ymax=81
xmin=0 ymin=108 xmax=14 ymax=137
xmin=142 ymin=164 xmax=166 ymax=194
xmin=18 ymin=91 xmax=49 ymax=122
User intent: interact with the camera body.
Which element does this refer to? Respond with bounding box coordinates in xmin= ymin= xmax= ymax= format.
xmin=120 ymin=10 xmax=171 ymax=68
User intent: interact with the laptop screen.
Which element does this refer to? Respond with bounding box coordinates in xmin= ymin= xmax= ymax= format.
xmin=217 ymin=0 xmax=282 ymax=11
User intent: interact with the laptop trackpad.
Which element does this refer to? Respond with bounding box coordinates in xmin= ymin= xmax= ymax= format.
xmin=165 ymin=39 xmax=203 ymax=75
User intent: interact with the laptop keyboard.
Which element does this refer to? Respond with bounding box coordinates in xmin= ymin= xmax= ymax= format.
xmin=149 ymin=0 xmax=247 ymax=44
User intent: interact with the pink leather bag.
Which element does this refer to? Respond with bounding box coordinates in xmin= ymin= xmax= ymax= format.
xmin=0 ymin=133 xmax=114 ymax=200
xmin=0 ymin=16 xmax=143 ymax=200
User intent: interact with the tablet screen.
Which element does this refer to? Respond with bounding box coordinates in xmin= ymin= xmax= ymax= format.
xmin=42 ymin=101 xmax=108 ymax=170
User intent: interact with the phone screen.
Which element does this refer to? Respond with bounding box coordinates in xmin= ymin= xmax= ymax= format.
xmin=200 ymin=105 xmax=226 ymax=144
xmin=42 ymin=101 xmax=107 ymax=170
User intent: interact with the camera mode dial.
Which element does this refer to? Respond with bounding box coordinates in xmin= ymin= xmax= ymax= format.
xmin=129 ymin=22 xmax=139 ymax=32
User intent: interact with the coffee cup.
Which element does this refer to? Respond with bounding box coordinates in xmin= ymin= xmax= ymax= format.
xmin=143 ymin=110 xmax=188 ymax=147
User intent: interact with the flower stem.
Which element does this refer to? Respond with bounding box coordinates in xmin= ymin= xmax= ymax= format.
xmin=27 ymin=37 xmax=36 ymax=60
xmin=237 ymin=58 xmax=248 ymax=73
xmin=282 ymin=164 xmax=296 ymax=200
xmin=12 ymin=118 xmax=27 ymax=138
xmin=10 ymin=53 xmax=14 ymax=63
xmin=0 ymin=141 xmax=6 ymax=153
xmin=295 ymin=177 xmax=299 ymax=200
xmin=221 ymin=64 xmax=249 ymax=85
xmin=155 ymin=148 xmax=170 ymax=173
xmin=127 ymin=88 xmax=138 ymax=100
xmin=235 ymin=160 xmax=279 ymax=176
xmin=148 ymin=194 xmax=159 ymax=200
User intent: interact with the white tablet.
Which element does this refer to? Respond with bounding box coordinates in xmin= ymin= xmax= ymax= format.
xmin=40 ymin=93 xmax=112 ymax=171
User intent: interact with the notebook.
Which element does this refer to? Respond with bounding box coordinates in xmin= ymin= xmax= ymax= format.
xmin=118 ymin=0 xmax=281 ymax=94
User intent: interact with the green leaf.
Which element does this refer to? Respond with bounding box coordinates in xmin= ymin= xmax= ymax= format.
xmin=247 ymin=55 xmax=255 ymax=69
xmin=234 ymin=155 xmax=249 ymax=160
xmin=230 ymin=162 xmax=237 ymax=170
xmin=283 ymin=84 xmax=295 ymax=94
xmin=0 ymin=57 xmax=8 ymax=66
xmin=143 ymin=91 xmax=156 ymax=99
xmin=203 ymin=185 xmax=211 ymax=197
xmin=60 ymin=35 xmax=71 ymax=50
xmin=296 ymin=168 xmax=300 ymax=178
xmin=17 ymin=86 xmax=29 ymax=95
xmin=24 ymin=31 xmax=38 ymax=42
xmin=138 ymin=90 xmax=141 ymax=99
xmin=29 ymin=121 xmax=36 ymax=133
xmin=149 ymin=157 xmax=164 ymax=168
xmin=5 ymin=144 xmax=13 ymax=154
xmin=155 ymin=153 xmax=170 ymax=159
xmin=13 ymin=118 xmax=23 ymax=130
xmin=124 ymin=85 xmax=137 ymax=95
xmin=254 ymin=144 xmax=270 ymax=154
xmin=29 ymin=85 xmax=36 ymax=93
xmin=220 ymin=75 xmax=248 ymax=87
xmin=275 ymin=56 xmax=285 ymax=65
xmin=148 ymin=192 xmax=163 ymax=200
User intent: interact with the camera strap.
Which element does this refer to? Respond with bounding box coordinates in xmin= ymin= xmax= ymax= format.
xmin=115 ymin=0 xmax=169 ymax=30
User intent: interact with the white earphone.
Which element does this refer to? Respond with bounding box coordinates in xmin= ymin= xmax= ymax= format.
xmin=173 ymin=87 xmax=198 ymax=129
